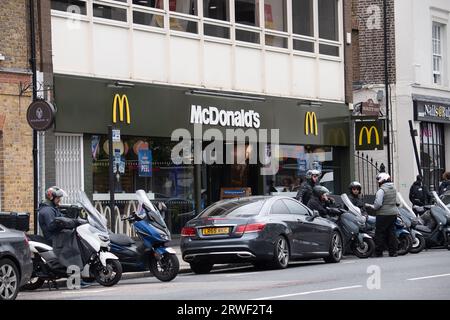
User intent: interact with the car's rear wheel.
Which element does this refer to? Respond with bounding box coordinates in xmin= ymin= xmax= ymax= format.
xmin=0 ymin=258 xmax=20 ymax=300
xmin=324 ymin=231 xmax=343 ymax=263
xmin=270 ymin=236 xmax=290 ymax=269
xmin=190 ymin=262 xmax=213 ymax=274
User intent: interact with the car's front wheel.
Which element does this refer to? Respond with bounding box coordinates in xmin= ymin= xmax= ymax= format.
xmin=324 ymin=231 xmax=343 ymax=263
xmin=270 ymin=236 xmax=290 ymax=269
xmin=0 ymin=258 xmax=20 ymax=300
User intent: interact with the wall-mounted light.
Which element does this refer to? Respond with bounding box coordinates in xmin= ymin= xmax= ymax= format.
xmin=107 ymin=81 xmax=135 ymax=88
xmin=186 ymin=89 xmax=266 ymax=102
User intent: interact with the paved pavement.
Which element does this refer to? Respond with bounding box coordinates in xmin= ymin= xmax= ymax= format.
xmin=17 ymin=248 xmax=450 ymax=300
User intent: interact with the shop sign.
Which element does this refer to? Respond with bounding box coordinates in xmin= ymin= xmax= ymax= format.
xmin=305 ymin=112 xmax=318 ymax=136
xmin=112 ymin=94 xmax=131 ymax=124
xmin=138 ymin=149 xmax=152 ymax=177
xmin=190 ymin=105 xmax=261 ymax=128
xmin=361 ymin=99 xmax=380 ymax=117
xmin=355 ymin=120 xmax=384 ymax=151
xmin=26 ymin=100 xmax=56 ymax=131
xmin=415 ymin=100 xmax=450 ymax=124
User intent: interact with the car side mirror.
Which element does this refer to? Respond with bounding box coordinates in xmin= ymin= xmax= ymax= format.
xmin=306 ymin=210 xmax=319 ymax=221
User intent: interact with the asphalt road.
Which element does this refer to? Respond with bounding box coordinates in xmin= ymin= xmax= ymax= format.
xmin=17 ymin=249 xmax=450 ymax=300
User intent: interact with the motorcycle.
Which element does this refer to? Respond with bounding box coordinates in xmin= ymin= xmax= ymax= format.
xmin=327 ymin=194 xmax=375 ymax=258
xmin=24 ymin=192 xmax=122 ymax=290
xmin=396 ymin=193 xmax=425 ymax=254
xmin=108 ymin=190 xmax=179 ymax=282
xmin=414 ymin=191 xmax=450 ymax=250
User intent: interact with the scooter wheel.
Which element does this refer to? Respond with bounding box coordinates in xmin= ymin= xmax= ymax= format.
xmin=94 ymin=259 xmax=122 ymax=287
xmin=409 ymin=234 xmax=425 ymax=254
xmin=150 ymin=253 xmax=179 ymax=282
xmin=397 ymin=234 xmax=412 ymax=256
xmin=351 ymin=238 xmax=375 ymax=259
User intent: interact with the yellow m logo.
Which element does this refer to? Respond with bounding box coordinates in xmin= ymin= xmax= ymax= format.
xmin=358 ymin=126 xmax=380 ymax=145
xmin=112 ymin=94 xmax=131 ymax=124
xmin=305 ymin=112 xmax=318 ymax=136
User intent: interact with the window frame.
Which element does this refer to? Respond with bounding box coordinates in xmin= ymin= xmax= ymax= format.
xmin=432 ymin=22 xmax=445 ymax=86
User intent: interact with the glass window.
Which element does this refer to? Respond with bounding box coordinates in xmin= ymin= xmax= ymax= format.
xmin=292 ymin=0 xmax=313 ymax=37
xmin=271 ymin=200 xmax=290 ymax=215
xmin=132 ymin=0 xmax=163 ymax=8
xmin=319 ymin=44 xmax=339 ymax=56
xmin=236 ymin=29 xmax=260 ymax=43
xmin=133 ymin=11 xmax=164 ymax=28
xmin=203 ymin=0 xmax=229 ymax=21
xmin=169 ymin=0 xmax=198 ymax=15
xmin=432 ymin=23 xmax=444 ymax=85
xmin=265 ymin=34 xmax=288 ymax=49
xmin=199 ymin=199 xmax=264 ymax=217
xmin=235 ymin=0 xmax=260 ymax=27
xmin=318 ymin=0 xmax=338 ymax=41
xmin=51 ymin=0 xmax=87 ymax=15
xmin=264 ymin=145 xmax=335 ymax=195
xmin=283 ymin=199 xmax=309 ymax=215
xmin=170 ymin=17 xmax=198 ymax=33
xmin=294 ymin=39 xmax=314 ymax=52
xmin=420 ymin=122 xmax=446 ymax=192
xmin=204 ymin=24 xmax=230 ymax=39
xmin=93 ymin=4 xmax=127 ymax=22
xmin=264 ymin=0 xmax=287 ymax=32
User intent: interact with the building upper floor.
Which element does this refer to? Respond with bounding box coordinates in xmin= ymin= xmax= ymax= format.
xmin=50 ymin=0 xmax=349 ymax=102
xmin=396 ymin=0 xmax=450 ymax=94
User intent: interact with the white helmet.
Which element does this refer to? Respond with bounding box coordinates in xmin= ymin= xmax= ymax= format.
xmin=376 ymin=172 xmax=391 ymax=185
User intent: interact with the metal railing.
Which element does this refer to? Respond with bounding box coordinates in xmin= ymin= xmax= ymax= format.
xmin=355 ymin=151 xmax=386 ymax=201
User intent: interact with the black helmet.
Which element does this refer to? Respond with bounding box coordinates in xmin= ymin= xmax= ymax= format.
xmin=306 ymin=169 xmax=321 ymax=180
xmin=313 ymin=185 xmax=330 ymax=198
xmin=349 ymin=181 xmax=362 ymax=192
xmin=45 ymin=186 xmax=67 ymax=201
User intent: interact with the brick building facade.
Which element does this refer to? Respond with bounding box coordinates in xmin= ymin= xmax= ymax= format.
xmin=0 ymin=0 xmax=50 ymax=231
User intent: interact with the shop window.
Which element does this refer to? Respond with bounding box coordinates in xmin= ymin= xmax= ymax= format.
xmin=318 ymin=0 xmax=339 ymax=41
xmin=292 ymin=0 xmax=313 ymax=37
xmin=420 ymin=122 xmax=446 ymax=192
xmin=235 ymin=0 xmax=260 ymax=27
xmin=133 ymin=11 xmax=164 ymax=28
xmin=264 ymin=0 xmax=287 ymax=32
xmin=93 ymin=3 xmax=127 ymax=22
xmin=51 ymin=0 xmax=87 ymax=15
xmin=265 ymin=145 xmax=334 ymax=195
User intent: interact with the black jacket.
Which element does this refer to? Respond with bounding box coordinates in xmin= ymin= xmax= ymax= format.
xmin=296 ymin=180 xmax=316 ymax=204
xmin=307 ymin=196 xmax=335 ymax=219
xmin=409 ymin=181 xmax=430 ymax=206
xmin=38 ymin=200 xmax=63 ymax=242
xmin=439 ymin=180 xmax=450 ymax=196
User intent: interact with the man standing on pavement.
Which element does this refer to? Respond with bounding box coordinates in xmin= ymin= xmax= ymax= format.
xmin=365 ymin=173 xmax=399 ymax=257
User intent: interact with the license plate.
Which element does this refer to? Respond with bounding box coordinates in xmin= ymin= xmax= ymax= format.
xmin=201 ymin=227 xmax=230 ymax=235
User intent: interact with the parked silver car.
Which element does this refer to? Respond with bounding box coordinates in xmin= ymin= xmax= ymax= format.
xmin=0 ymin=224 xmax=32 ymax=300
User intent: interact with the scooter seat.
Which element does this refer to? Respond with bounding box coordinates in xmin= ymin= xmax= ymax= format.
xmin=109 ymin=233 xmax=135 ymax=246
xmin=415 ymin=225 xmax=432 ymax=233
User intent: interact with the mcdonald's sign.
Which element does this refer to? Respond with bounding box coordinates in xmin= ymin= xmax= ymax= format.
xmin=305 ymin=111 xmax=318 ymax=136
xmin=112 ymin=94 xmax=131 ymax=124
xmin=355 ymin=120 xmax=383 ymax=150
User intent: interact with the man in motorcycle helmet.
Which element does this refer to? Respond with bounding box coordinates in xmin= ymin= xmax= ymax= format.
xmin=296 ymin=169 xmax=321 ymax=204
xmin=409 ymin=175 xmax=430 ymax=206
xmin=365 ymin=173 xmax=399 ymax=257
xmin=307 ymin=185 xmax=337 ymax=219
xmin=38 ymin=186 xmax=67 ymax=243
xmin=348 ymin=181 xmax=367 ymax=215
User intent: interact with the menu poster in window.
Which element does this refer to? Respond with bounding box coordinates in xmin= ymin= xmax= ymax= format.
xmin=91 ymin=135 xmax=100 ymax=160
xmin=138 ymin=149 xmax=153 ymax=177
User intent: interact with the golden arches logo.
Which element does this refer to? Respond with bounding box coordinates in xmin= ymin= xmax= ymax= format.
xmin=113 ymin=94 xmax=131 ymax=124
xmin=305 ymin=112 xmax=318 ymax=136
xmin=358 ymin=126 xmax=380 ymax=146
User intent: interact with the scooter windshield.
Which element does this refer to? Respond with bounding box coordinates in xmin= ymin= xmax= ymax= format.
xmin=77 ymin=191 xmax=108 ymax=233
xmin=397 ymin=193 xmax=416 ymax=220
xmin=341 ymin=194 xmax=363 ymax=217
xmin=432 ymin=191 xmax=450 ymax=215
xmin=135 ymin=190 xmax=167 ymax=228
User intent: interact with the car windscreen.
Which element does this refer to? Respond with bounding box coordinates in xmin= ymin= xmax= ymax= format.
xmin=199 ymin=199 xmax=265 ymax=218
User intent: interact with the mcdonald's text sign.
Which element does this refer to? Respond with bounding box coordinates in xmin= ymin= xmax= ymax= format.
xmin=113 ymin=94 xmax=131 ymax=124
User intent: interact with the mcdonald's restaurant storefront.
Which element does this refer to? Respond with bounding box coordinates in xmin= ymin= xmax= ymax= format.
xmin=53 ymin=74 xmax=351 ymax=234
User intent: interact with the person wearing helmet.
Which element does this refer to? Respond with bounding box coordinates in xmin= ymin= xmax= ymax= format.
xmin=348 ymin=181 xmax=366 ymax=215
xmin=409 ymin=175 xmax=430 ymax=206
xmin=307 ymin=185 xmax=336 ymax=219
xmin=38 ymin=186 xmax=67 ymax=243
xmin=365 ymin=173 xmax=399 ymax=257
xmin=296 ymin=169 xmax=321 ymax=204
xmin=438 ymin=171 xmax=450 ymax=196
